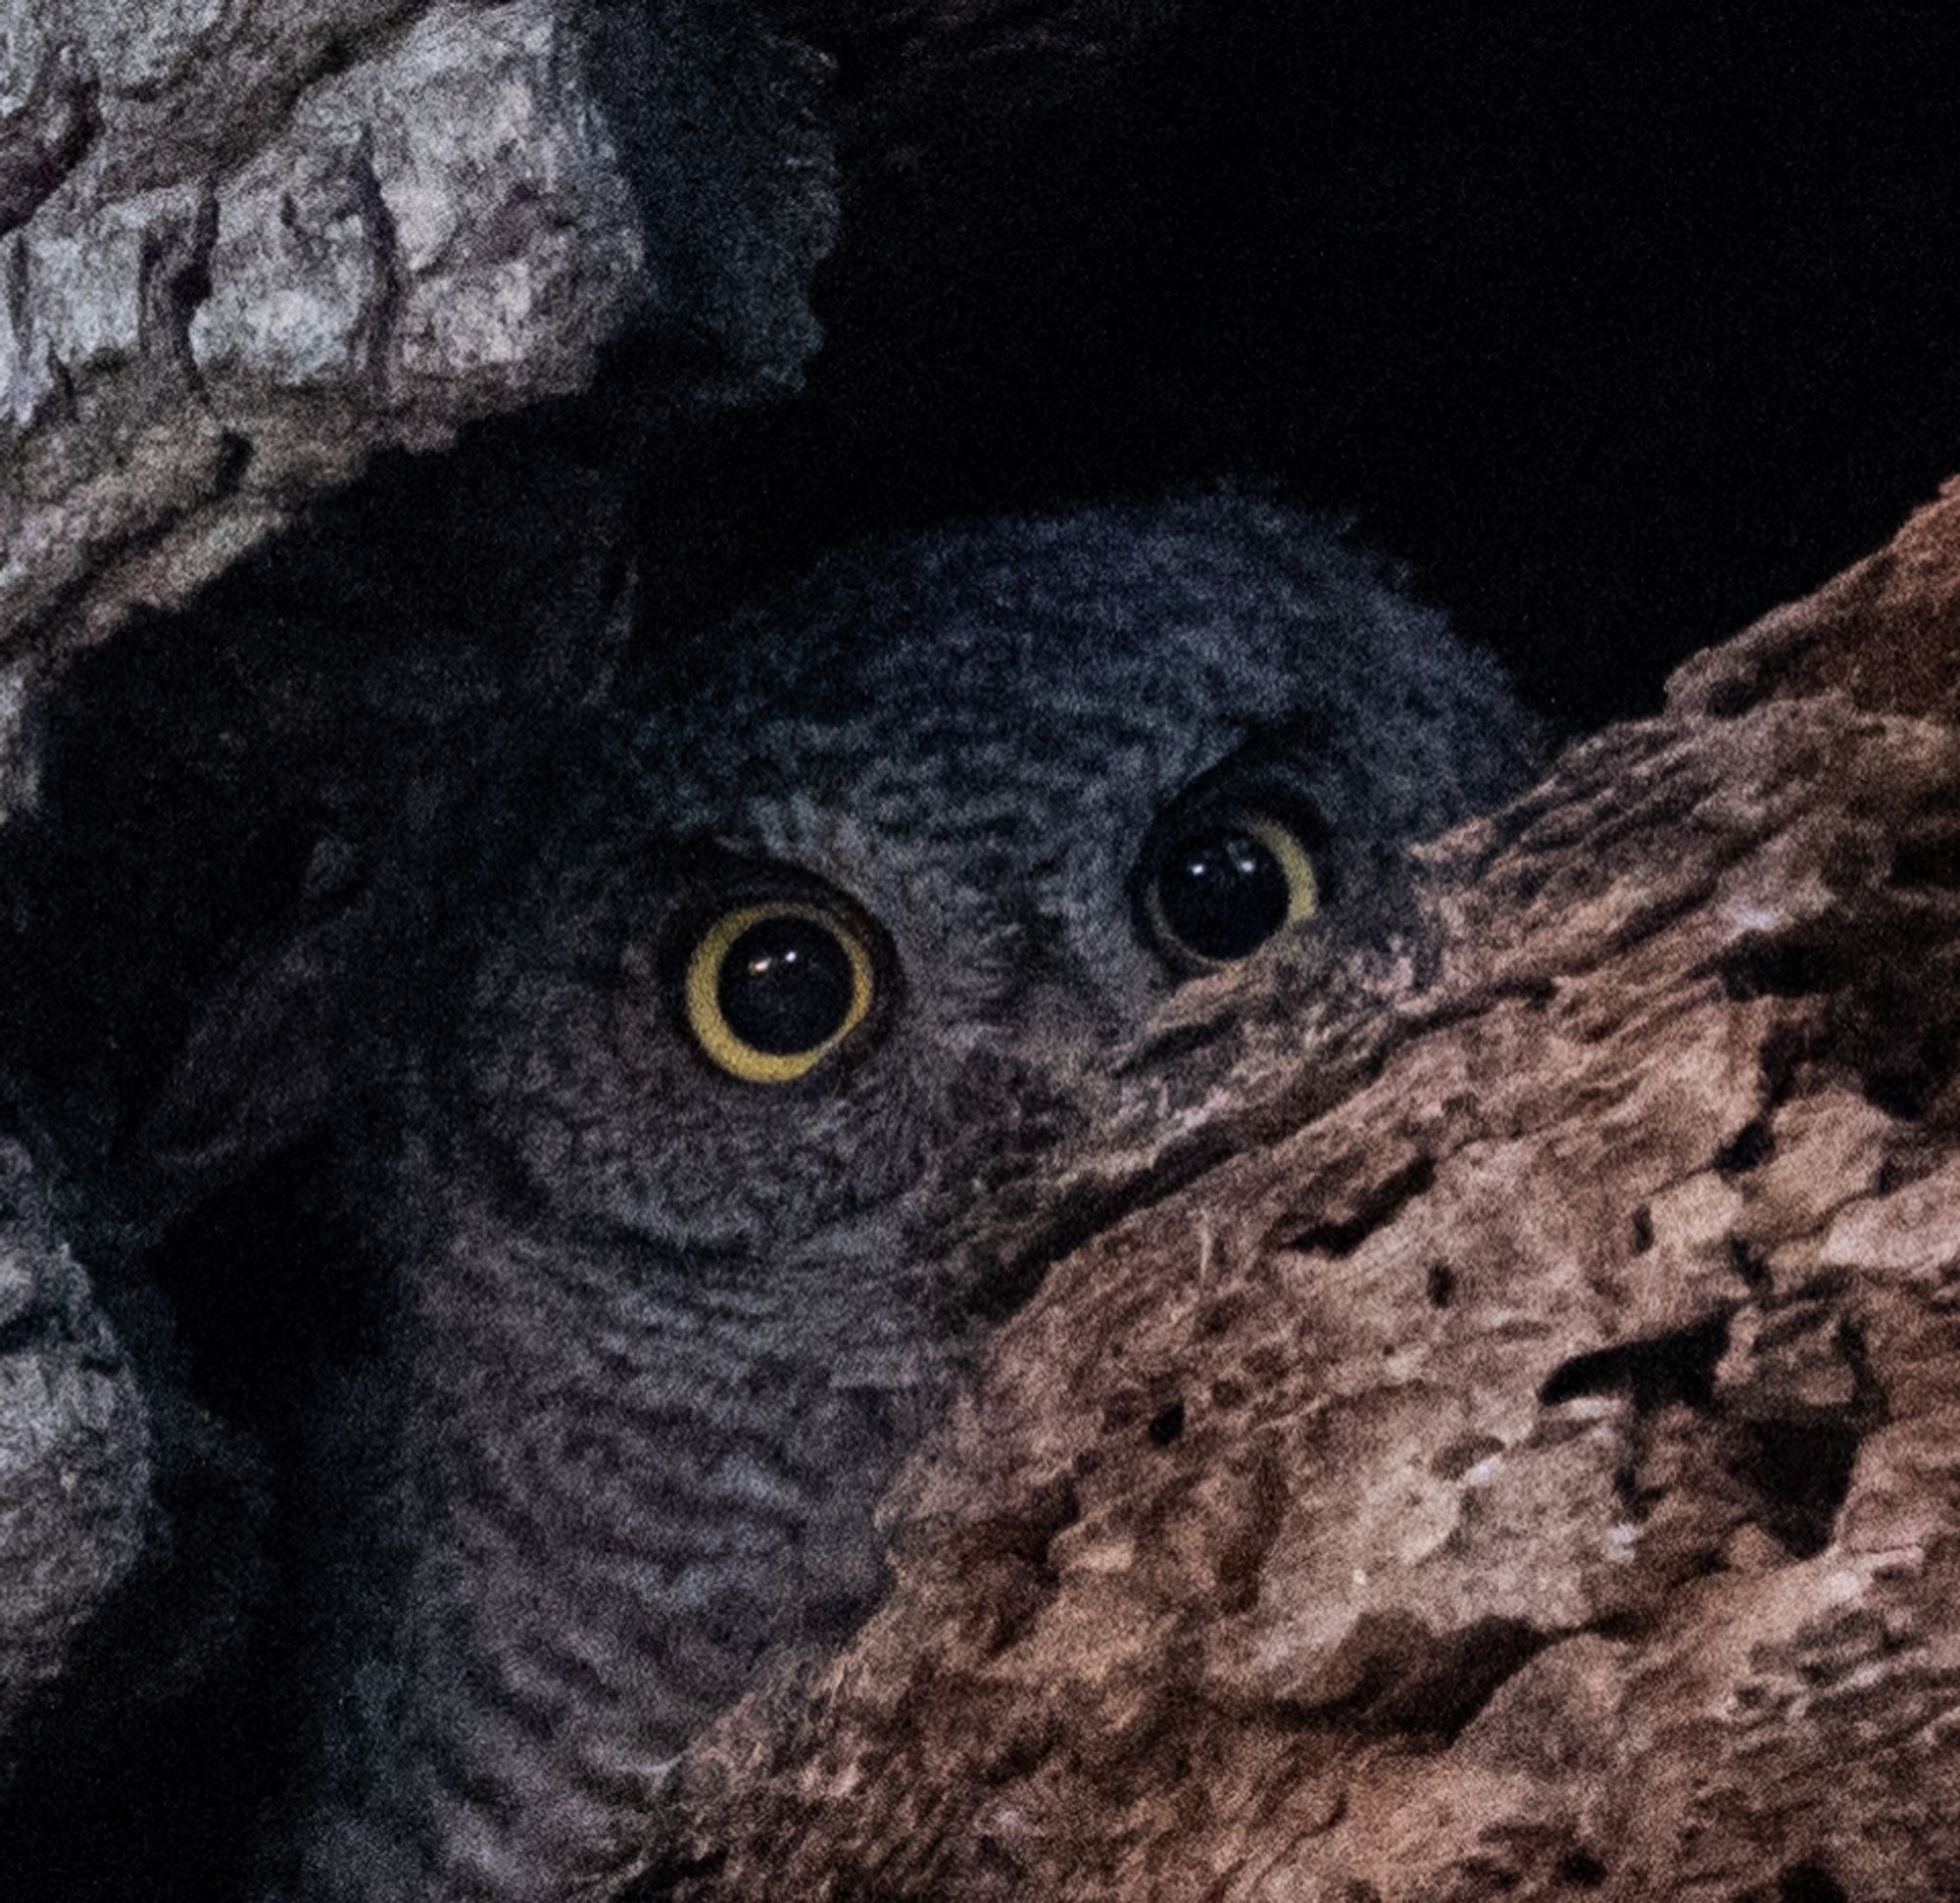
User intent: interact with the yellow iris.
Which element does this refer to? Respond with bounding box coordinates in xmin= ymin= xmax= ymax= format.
xmin=683 ymin=901 xmax=875 ymax=1084
xmin=1242 ymin=813 xmax=1319 ymax=921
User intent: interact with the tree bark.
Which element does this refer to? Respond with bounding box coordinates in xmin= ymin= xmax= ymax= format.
xmin=8 ymin=6 xmax=1952 ymax=1898
xmin=650 ymin=482 xmax=1960 ymax=1901
xmin=0 ymin=0 xmax=832 ymax=745
xmin=0 ymin=1141 xmax=151 ymax=1750
xmin=0 ymin=0 xmax=826 ymax=1780
xmin=0 ymin=0 xmax=1173 ymax=715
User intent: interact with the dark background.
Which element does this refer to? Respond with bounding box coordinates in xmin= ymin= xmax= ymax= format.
xmin=9 ymin=7 xmax=1960 ymax=1896
xmin=663 ymin=0 xmax=1960 ymax=735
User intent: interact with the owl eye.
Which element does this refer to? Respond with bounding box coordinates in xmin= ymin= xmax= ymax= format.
xmin=1144 ymin=809 xmax=1319 ymax=968
xmin=684 ymin=902 xmax=875 ymax=1084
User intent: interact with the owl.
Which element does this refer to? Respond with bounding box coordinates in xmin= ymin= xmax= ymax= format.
xmin=158 ymin=493 xmax=1541 ymax=1901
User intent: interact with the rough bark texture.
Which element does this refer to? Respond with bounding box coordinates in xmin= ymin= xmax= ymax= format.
xmin=0 ymin=1141 xmax=150 ymax=1750
xmin=0 ymin=0 xmax=832 ymax=1781
xmin=0 ymin=1131 xmax=266 ymax=1798
xmin=0 ymin=0 xmax=1168 ymax=707
xmin=0 ymin=0 xmax=830 ymax=731
xmin=6 ymin=5 xmax=1949 ymax=1897
xmin=648 ymin=483 xmax=1960 ymax=1900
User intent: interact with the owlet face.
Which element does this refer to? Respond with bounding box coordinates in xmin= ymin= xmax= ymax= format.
xmin=453 ymin=495 xmax=1536 ymax=1272
xmin=253 ymin=494 xmax=1542 ymax=1902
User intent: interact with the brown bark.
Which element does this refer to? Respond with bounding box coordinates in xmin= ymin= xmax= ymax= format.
xmin=653 ymin=483 xmax=1960 ymax=1901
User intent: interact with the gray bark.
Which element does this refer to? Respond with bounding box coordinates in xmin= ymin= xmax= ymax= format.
xmin=0 ymin=1141 xmax=149 ymax=1756
xmin=0 ymin=0 xmax=839 ymax=1781
xmin=0 ymin=0 xmax=832 ymax=756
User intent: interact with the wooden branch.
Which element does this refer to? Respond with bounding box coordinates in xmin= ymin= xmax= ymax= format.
xmin=652 ymin=484 xmax=1960 ymax=1900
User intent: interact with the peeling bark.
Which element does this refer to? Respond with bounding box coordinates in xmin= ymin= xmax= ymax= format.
xmin=650 ymin=486 xmax=1960 ymax=1900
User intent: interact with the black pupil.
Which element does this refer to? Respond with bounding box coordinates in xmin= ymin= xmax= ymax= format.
xmin=1156 ymin=824 xmax=1291 ymax=961
xmin=717 ymin=915 xmax=856 ymax=1055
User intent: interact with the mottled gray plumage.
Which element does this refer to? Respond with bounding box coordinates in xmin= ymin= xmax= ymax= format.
xmin=224 ymin=494 xmax=1540 ymax=1900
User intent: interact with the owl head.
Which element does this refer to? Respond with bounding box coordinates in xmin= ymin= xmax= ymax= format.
xmin=155 ymin=494 xmax=1539 ymax=1293
xmin=354 ymin=494 xmax=1541 ymax=1343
